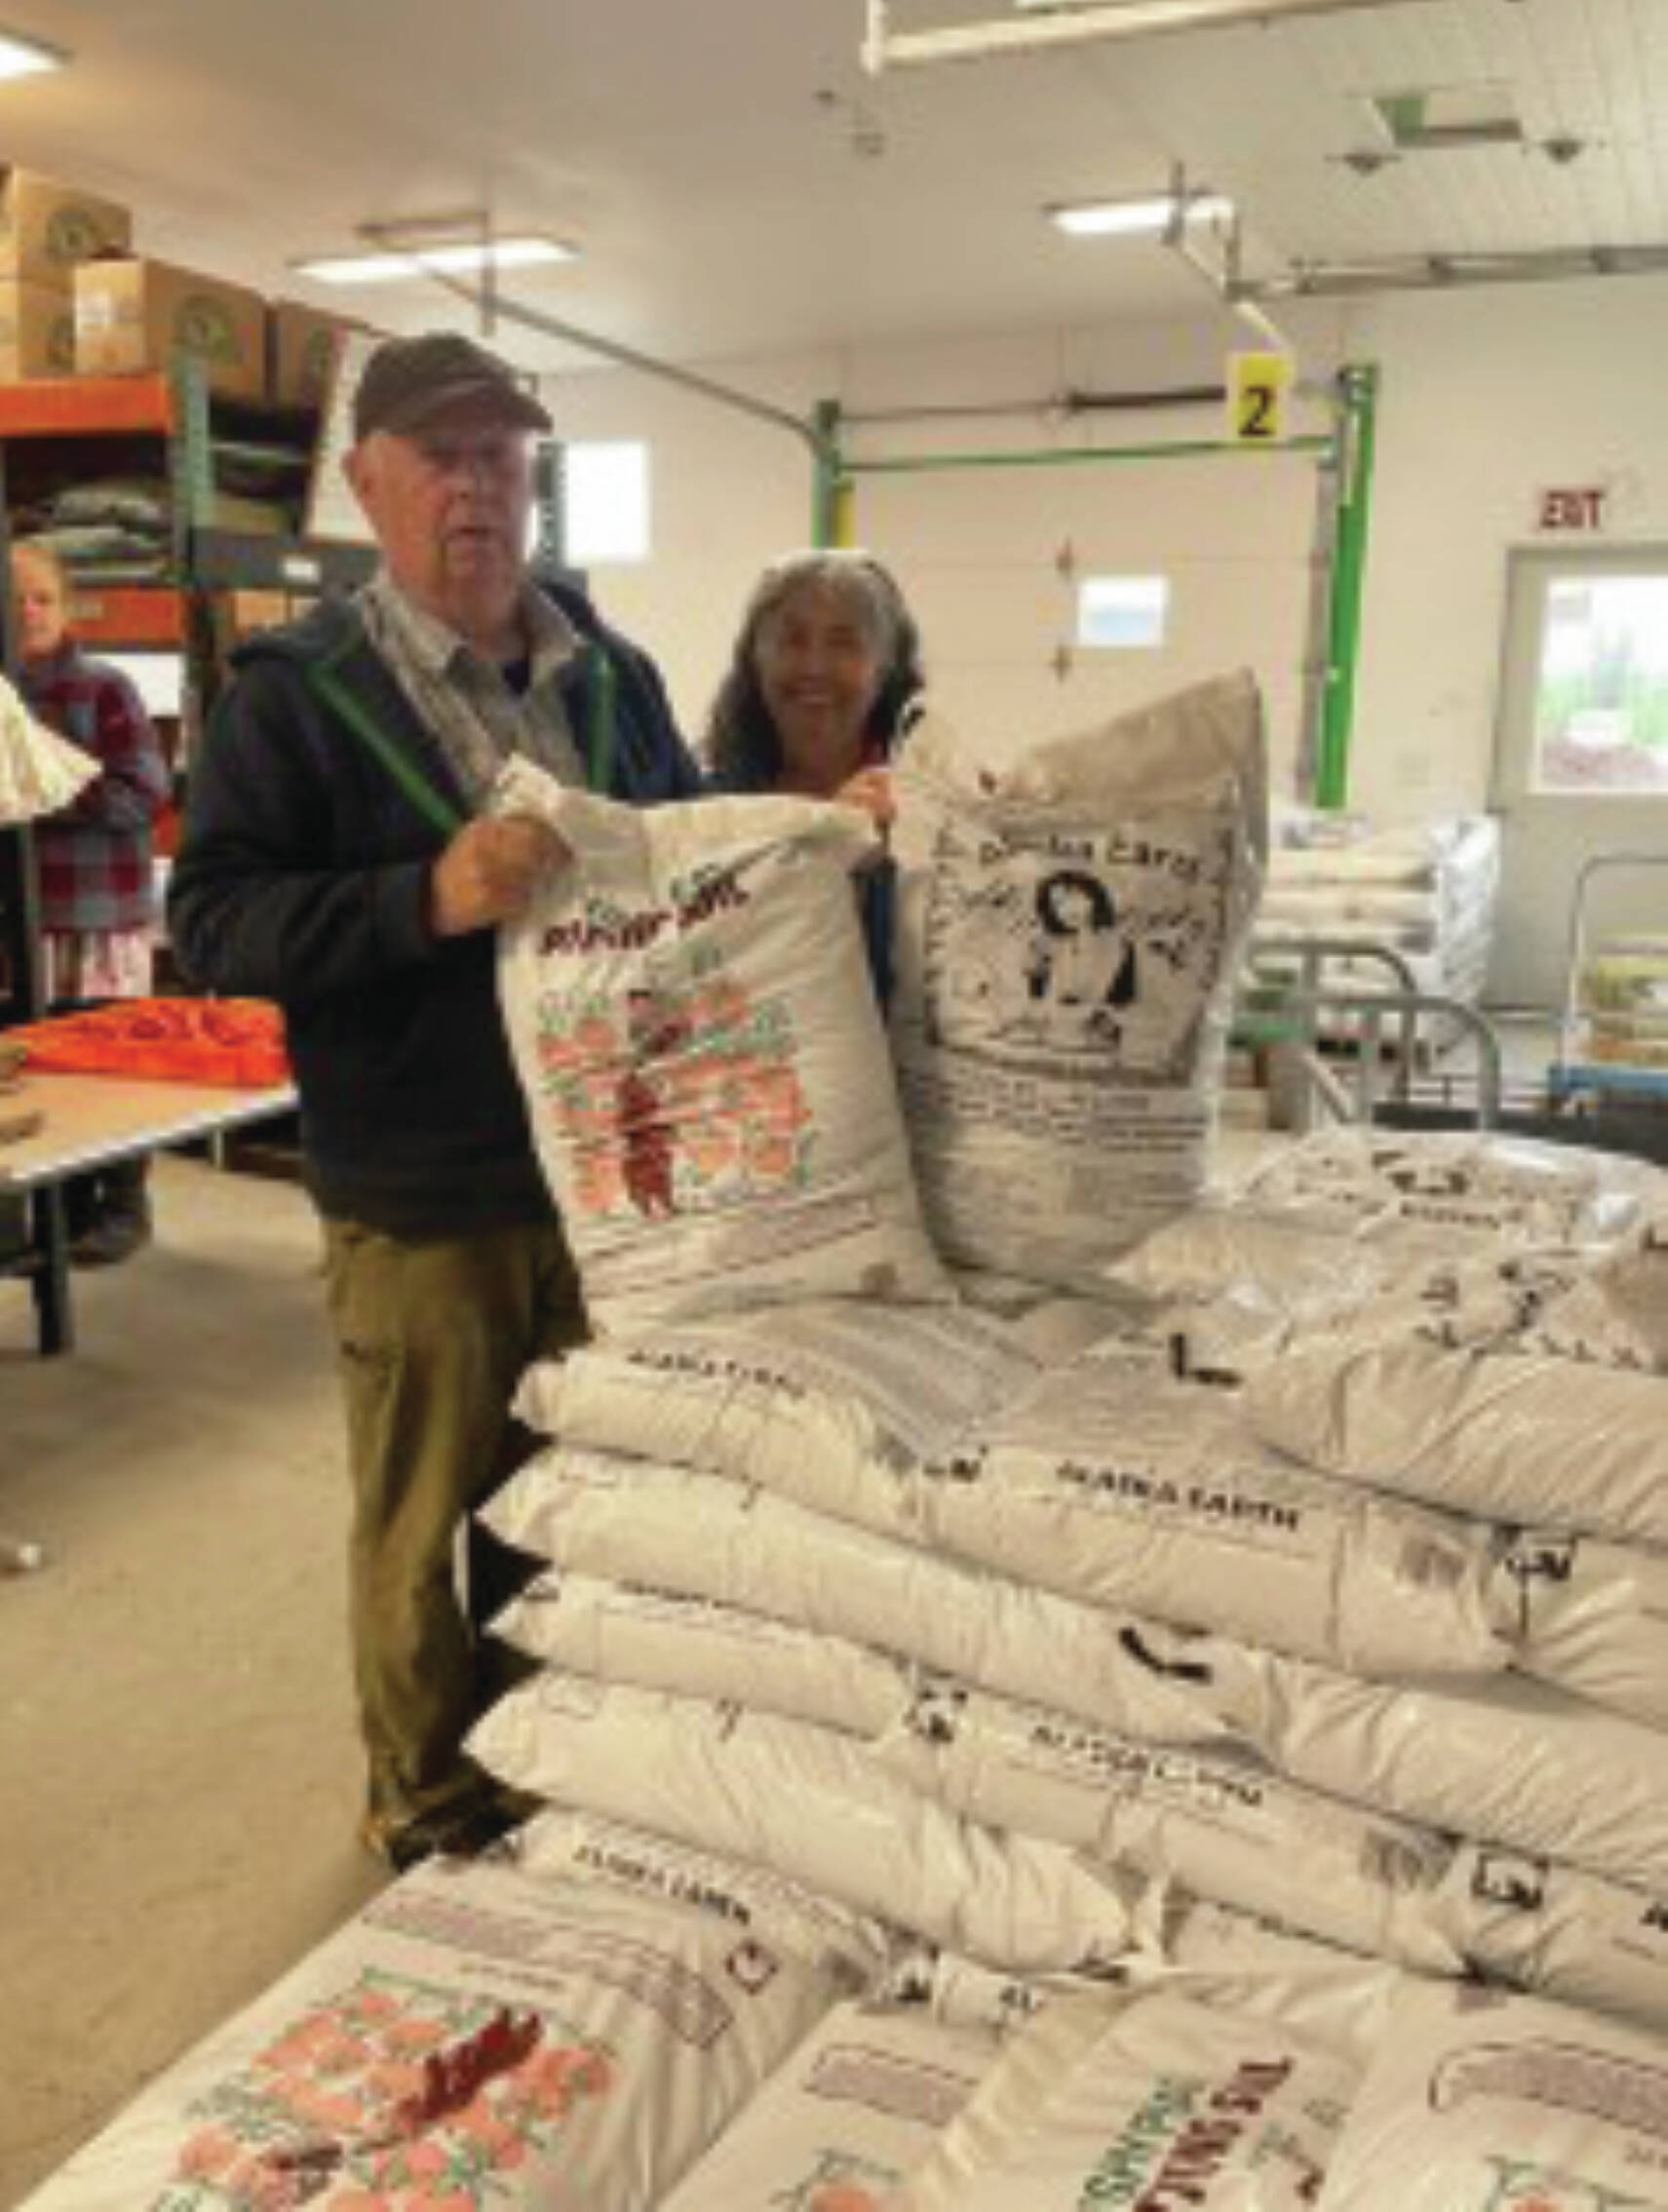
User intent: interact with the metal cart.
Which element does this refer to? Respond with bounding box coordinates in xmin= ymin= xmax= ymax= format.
xmin=1549 ymin=851 xmax=1668 ymax=1110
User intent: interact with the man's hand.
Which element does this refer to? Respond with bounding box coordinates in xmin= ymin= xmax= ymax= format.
xmin=429 ymin=814 xmax=569 ymax=938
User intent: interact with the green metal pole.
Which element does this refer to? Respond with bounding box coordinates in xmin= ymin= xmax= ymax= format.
xmin=1315 ymin=363 xmax=1379 ymax=811
xmin=848 ymin=433 xmax=1330 ymax=478
xmin=811 ymin=398 xmax=853 ymax=547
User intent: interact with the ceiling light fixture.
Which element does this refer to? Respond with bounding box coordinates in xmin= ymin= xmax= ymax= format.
xmin=0 ymin=26 xmax=65 ymax=78
xmin=865 ymin=0 xmax=1438 ymax=73
xmin=291 ymin=236 xmax=577 ymax=287
xmin=1050 ymin=192 xmax=1232 ymax=237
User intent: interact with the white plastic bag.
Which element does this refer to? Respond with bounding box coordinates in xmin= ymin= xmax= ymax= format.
xmin=1222 ymin=1126 xmax=1662 ymax=1249
xmin=661 ymin=1999 xmax=998 ymax=2211
xmin=869 ymin=1677 xmax=1465 ymax=1975
xmin=493 ymin=1570 xmax=914 ymax=1738
xmin=1314 ymin=1976 xmax=1668 ymax=2212
xmin=510 ymin=1805 xmax=891 ymax=1981
xmin=1595 ymin=1202 xmax=1668 ymax=1364
xmin=1108 ymin=1130 xmax=1667 ymax=1364
xmin=889 ymin=673 xmax=1266 ymax=1286
xmin=0 ymin=673 xmax=97 ymax=826
xmin=901 ymin=1967 xmax=1389 ymax=2212
xmin=1434 ymin=1842 xmax=1668 ymax=2036
xmin=482 ymin=1448 xmax=1238 ymax=1751
xmin=1505 ymin=1526 xmax=1668 ymax=1732
xmin=1246 ymin=1314 xmax=1668 ymax=1548
xmin=467 ymin=1673 xmax=1143 ymax=1978
xmin=495 ymin=765 xmax=948 ymax=1332
xmin=920 ymin=1344 xmax=1512 ymax=1677
xmin=1236 ymin=1651 xmax=1668 ymax=1893
xmin=15 ymin=1857 xmax=841 ymax=2212
xmin=514 ymin=1300 xmax=1043 ymax=1543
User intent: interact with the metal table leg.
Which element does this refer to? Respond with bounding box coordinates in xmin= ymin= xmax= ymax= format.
xmin=24 ymin=1182 xmax=72 ymax=1356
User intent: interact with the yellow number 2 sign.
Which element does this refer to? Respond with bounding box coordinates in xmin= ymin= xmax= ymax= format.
xmin=1228 ymin=350 xmax=1293 ymax=445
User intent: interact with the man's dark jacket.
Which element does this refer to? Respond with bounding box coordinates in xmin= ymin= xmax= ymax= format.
xmin=168 ymin=582 xmax=700 ymax=1237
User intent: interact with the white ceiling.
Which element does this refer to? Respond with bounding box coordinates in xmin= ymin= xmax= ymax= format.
xmin=1 ymin=0 xmax=1664 ymax=375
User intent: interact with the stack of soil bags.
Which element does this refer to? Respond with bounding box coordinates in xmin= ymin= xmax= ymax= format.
xmin=30 ymin=674 xmax=1668 ymax=2207
xmin=1251 ymin=803 xmax=1501 ymax=1040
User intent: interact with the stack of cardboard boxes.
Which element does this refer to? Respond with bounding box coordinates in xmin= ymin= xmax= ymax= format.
xmin=0 ymin=166 xmax=360 ymax=407
xmin=0 ymin=168 xmax=131 ymax=380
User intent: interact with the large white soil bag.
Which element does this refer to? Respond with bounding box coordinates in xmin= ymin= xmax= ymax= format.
xmin=496 ymin=765 xmax=947 ymax=1332
xmin=889 ymin=672 xmax=1266 ymax=1286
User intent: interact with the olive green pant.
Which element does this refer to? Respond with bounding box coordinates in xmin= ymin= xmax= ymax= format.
xmin=322 ymin=1215 xmax=587 ymax=1833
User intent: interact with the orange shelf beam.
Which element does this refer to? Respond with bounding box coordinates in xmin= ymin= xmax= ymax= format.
xmin=0 ymin=374 xmax=175 ymax=438
xmin=68 ymin=585 xmax=187 ymax=647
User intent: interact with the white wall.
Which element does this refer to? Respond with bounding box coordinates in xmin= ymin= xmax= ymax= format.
xmin=544 ymin=276 xmax=1668 ymax=828
xmin=540 ymin=348 xmax=838 ymax=750
xmin=1342 ymin=275 xmax=1668 ymax=825
xmin=544 ymin=307 xmax=1345 ymax=783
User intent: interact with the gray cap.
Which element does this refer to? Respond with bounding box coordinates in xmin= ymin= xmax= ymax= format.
xmin=351 ymin=331 xmax=552 ymax=441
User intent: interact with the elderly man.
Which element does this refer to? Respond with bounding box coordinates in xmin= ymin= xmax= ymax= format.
xmin=170 ymin=331 xmax=699 ymax=1870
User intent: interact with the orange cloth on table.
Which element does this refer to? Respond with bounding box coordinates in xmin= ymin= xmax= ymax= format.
xmin=11 ymin=997 xmax=290 ymax=1087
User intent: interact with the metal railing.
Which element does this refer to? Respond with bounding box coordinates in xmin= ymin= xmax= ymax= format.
xmin=1236 ymin=945 xmax=1503 ymax=1132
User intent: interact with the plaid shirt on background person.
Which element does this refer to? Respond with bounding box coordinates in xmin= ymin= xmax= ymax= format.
xmin=19 ymin=637 xmax=172 ymax=936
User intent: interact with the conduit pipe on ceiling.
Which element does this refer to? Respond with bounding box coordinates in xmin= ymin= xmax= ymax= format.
xmin=1235 ymin=243 xmax=1668 ymax=298
xmin=861 ymin=0 xmax=1431 ymax=74
xmin=1150 ymin=171 xmax=1297 ymax=353
xmin=358 ymin=231 xmax=827 ymax=462
xmin=1145 ymin=186 xmax=1668 ymax=309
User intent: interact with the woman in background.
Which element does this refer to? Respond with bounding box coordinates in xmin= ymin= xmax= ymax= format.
xmin=11 ymin=538 xmax=172 ymax=1265
xmin=705 ymin=549 xmax=924 ymax=993
xmin=705 ymin=548 xmax=923 ymax=821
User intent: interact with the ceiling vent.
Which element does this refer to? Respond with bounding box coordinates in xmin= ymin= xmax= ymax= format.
xmin=1368 ymin=82 xmax=1525 ymax=153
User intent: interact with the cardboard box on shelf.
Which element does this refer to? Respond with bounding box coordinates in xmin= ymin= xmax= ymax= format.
xmin=0 ymin=276 xmax=75 ymax=378
xmin=72 ymin=256 xmax=268 ymax=403
xmin=267 ymin=299 xmax=360 ymax=410
xmin=0 ymin=167 xmax=132 ymax=282
xmin=226 ymin=588 xmax=300 ymax=632
xmin=207 ymin=591 xmax=306 ymax=664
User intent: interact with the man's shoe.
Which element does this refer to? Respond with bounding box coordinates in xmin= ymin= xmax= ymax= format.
xmin=359 ymin=1795 xmax=523 ymax=1875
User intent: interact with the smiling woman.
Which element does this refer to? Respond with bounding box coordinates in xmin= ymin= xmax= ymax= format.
xmin=703 ymin=550 xmax=924 ymax=815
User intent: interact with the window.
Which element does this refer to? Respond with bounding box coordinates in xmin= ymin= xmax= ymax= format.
xmin=1075 ymin=574 xmax=1169 ymax=650
xmin=560 ymin=440 xmax=650 ymax=566
xmin=1486 ymin=548 xmax=1668 ymax=1008
xmin=1532 ymin=574 xmax=1668 ymax=796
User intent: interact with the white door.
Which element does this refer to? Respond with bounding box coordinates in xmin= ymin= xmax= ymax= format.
xmin=854 ymin=439 xmax=1325 ymax=793
xmin=1489 ymin=547 xmax=1668 ymax=1011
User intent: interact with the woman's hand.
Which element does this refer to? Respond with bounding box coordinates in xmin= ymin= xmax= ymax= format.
xmin=833 ymin=765 xmax=895 ymax=832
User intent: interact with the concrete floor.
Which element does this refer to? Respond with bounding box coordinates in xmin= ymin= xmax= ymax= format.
xmin=0 ymin=1155 xmax=384 ymax=2206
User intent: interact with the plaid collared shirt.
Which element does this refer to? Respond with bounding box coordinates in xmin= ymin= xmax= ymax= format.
xmin=358 ymin=569 xmax=586 ymax=809
xmin=21 ymin=639 xmax=171 ymax=936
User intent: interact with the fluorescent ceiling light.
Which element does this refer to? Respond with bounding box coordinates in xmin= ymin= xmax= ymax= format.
xmin=1050 ymin=193 xmax=1232 ymax=237
xmin=292 ymin=236 xmax=576 ymax=287
xmin=0 ymin=26 xmax=65 ymax=77
xmin=1011 ymin=0 xmax=1415 ymax=17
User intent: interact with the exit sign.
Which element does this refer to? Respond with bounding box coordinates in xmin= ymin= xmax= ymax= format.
xmin=1537 ymin=485 xmax=1609 ymax=532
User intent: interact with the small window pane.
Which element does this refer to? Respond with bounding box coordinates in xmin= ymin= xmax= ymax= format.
xmin=1532 ymin=574 xmax=1668 ymax=796
xmin=1077 ymin=574 xmax=1168 ymax=650
xmin=562 ymin=441 xmax=650 ymax=565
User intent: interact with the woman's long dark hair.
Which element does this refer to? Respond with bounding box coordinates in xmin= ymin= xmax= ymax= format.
xmin=704 ymin=550 xmax=925 ymax=790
